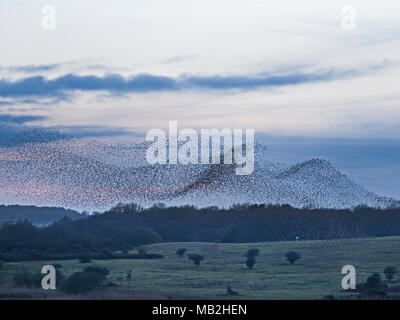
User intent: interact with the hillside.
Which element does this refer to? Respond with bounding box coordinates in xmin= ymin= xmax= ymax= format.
xmin=1 ymin=236 xmax=399 ymax=299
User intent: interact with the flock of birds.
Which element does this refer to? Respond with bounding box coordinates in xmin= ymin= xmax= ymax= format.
xmin=0 ymin=129 xmax=396 ymax=212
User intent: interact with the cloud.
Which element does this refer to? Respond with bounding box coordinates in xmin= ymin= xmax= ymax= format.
xmin=0 ymin=114 xmax=47 ymax=124
xmin=2 ymin=64 xmax=61 ymax=73
xmin=0 ymin=64 xmax=387 ymax=102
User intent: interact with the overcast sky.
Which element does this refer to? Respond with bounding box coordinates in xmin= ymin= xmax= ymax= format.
xmin=1 ymin=0 xmax=400 ymax=198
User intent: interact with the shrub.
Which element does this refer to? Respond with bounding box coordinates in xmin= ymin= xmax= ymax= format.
xmin=366 ymin=273 xmax=382 ymax=289
xmin=83 ymin=265 xmax=110 ymax=276
xmin=188 ymin=253 xmax=204 ymax=266
xmin=245 ymin=248 xmax=260 ymax=259
xmin=60 ymin=271 xmax=105 ymax=294
xmin=176 ymin=248 xmax=187 ymax=257
xmin=245 ymin=257 xmax=256 ymax=270
xmin=13 ymin=271 xmax=42 ymax=288
xmin=384 ymin=266 xmax=397 ymax=282
xmin=286 ymin=251 xmax=301 ymax=264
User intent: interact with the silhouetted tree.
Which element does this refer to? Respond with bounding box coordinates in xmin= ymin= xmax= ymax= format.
xmin=245 ymin=248 xmax=260 ymax=259
xmin=286 ymin=251 xmax=301 ymax=264
xmin=188 ymin=253 xmax=204 ymax=266
xmin=246 ymin=257 xmax=256 ymax=270
xmin=176 ymin=248 xmax=187 ymax=257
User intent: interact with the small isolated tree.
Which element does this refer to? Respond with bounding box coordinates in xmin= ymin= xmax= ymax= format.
xmin=245 ymin=249 xmax=260 ymax=259
xmin=384 ymin=266 xmax=397 ymax=282
xmin=188 ymin=253 xmax=204 ymax=266
xmin=286 ymin=251 xmax=301 ymax=264
xmin=246 ymin=257 xmax=256 ymax=270
xmin=176 ymin=248 xmax=187 ymax=257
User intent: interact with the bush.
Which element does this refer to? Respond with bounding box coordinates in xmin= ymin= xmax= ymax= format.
xmin=60 ymin=271 xmax=105 ymax=294
xmin=13 ymin=269 xmax=64 ymax=287
xmin=366 ymin=273 xmax=382 ymax=289
xmin=245 ymin=249 xmax=260 ymax=259
xmin=384 ymin=266 xmax=397 ymax=282
xmin=83 ymin=265 xmax=110 ymax=276
xmin=286 ymin=251 xmax=301 ymax=264
xmin=13 ymin=271 xmax=42 ymax=288
xmin=176 ymin=248 xmax=187 ymax=257
xmin=245 ymin=257 xmax=256 ymax=270
xmin=188 ymin=253 xmax=204 ymax=266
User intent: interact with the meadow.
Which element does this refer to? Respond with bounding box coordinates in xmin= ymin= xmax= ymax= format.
xmin=0 ymin=236 xmax=399 ymax=299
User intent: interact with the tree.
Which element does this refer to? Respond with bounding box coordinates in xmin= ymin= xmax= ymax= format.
xmin=245 ymin=248 xmax=259 ymax=259
xmin=176 ymin=248 xmax=187 ymax=257
xmin=286 ymin=251 xmax=301 ymax=264
xmin=384 ymin=266 xmax=397 ymax=282
xmin=245 ymin=257 xmax=256 ymax=270
xmin=188 ymin=253 xmax=204 ymax=266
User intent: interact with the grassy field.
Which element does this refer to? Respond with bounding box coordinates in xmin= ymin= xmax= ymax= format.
xmin=1 ymin=236 xmax=399 ymax=299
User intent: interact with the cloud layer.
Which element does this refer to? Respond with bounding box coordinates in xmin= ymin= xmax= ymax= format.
xmin=0 ymin=66 xmax=380 ymax=102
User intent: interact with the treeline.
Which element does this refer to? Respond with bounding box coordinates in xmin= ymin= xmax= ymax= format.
xmin=0 ymin=205 xmax=84 ymax=226
xmin=1 ymin=204 xmax=400 ymax=261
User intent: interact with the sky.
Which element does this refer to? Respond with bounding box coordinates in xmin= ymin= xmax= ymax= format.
xmin=0 ymin=0 xmax=400 ymax=198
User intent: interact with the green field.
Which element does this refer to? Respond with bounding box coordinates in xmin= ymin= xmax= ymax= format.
xmin=1 ymin=236 xmax=399 ymax=299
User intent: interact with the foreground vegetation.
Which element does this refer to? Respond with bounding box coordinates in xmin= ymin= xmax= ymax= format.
xmin=1 ymin=204 xmax=400 ymax=262
xmin=0 ymin=236 xmax=399 ymax=299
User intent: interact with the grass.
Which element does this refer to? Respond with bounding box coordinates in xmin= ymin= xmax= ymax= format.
xmin=1 ymin=236 xmax=399 ymax=299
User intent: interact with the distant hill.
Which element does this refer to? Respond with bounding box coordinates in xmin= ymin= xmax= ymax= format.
xmin=0 ymin=205 xmax=84 ymax=226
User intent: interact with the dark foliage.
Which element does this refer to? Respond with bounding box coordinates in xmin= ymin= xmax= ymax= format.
xmin=286 ymin=251 xmax=301 ymax=264
xmin=1 ymin=204 xmax=400 ymax=261
xmin=384 ymin=266 xmax=397 ymax=282
xmin=245 ymin=257 xmax=256 ymax=270
xmin=60 ymin=271 xmax=106 ymax=294
xmin=188 ymin=253 xmax=204 ymax=266
xmin=0 ymin=260 xmax=4 ymax=270
xmin=245 ymin=248 xmax=260 ymax=258
xmin=176 ymin=248 xmax=187 ymax=257
xmin=366 ymin=273 xmax=382 ymax=289
xmin=13 ymin=271 xmax=43 ymax=288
